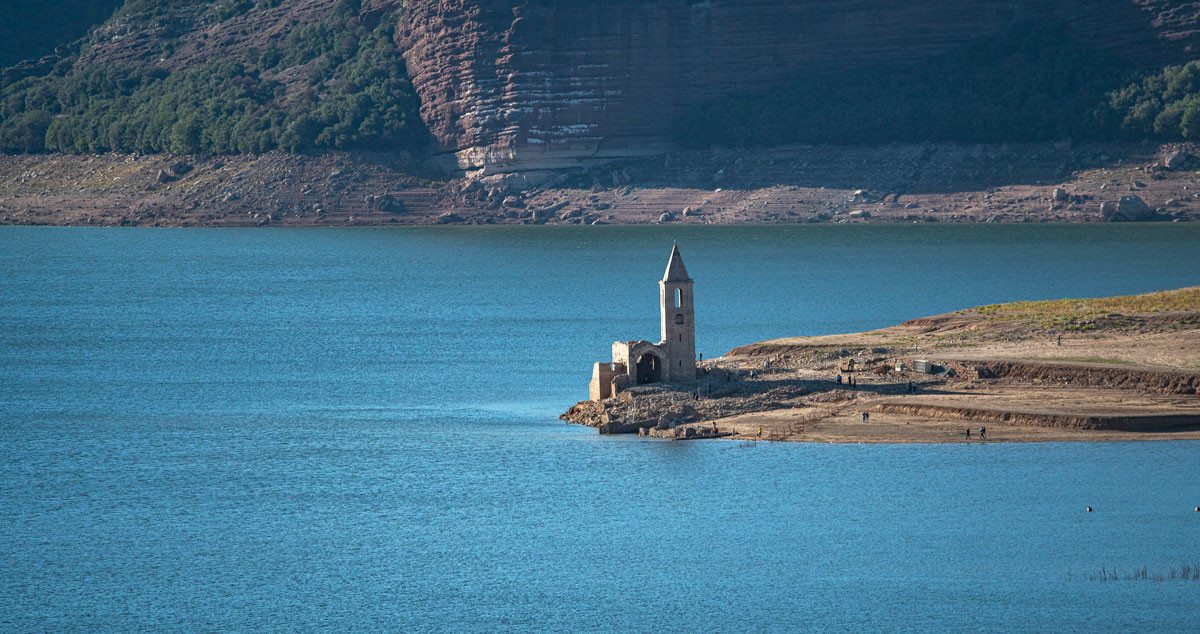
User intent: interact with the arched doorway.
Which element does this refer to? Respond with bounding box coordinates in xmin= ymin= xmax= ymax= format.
xmin=636 ymin=353 xmax=662 ymax=384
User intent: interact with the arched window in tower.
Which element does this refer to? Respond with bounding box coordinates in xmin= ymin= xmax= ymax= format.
xmin=675 ymin=313 xmax=684 ymax=325
xmin=674 ymin=288 xmax=681 ymax=308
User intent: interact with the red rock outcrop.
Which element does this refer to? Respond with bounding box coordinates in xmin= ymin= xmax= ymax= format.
xmin=397 ymin=0 xmax=1200 ymax=173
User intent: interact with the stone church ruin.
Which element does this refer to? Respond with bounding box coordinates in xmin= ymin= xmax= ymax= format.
xmin=589 ymin=244 xmax=697 ymax=400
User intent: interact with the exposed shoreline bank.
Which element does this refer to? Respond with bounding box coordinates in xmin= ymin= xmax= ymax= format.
xmin=561 ymin=288 xmax=1200 ymax=444
xmin=2 ymin=142 xmax=1199 ymax=227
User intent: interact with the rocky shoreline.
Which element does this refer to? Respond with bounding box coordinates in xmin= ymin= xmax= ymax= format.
xmin=3 ymin=142 xmax=1199 ymax=227
xmin=561 ymin=288 xmax=1200 ymax=443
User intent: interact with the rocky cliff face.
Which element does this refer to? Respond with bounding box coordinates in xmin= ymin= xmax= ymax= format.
xmin=397 ymin=0 xmax=1200 ymax=174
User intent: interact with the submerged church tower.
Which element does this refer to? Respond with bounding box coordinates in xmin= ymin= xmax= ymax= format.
xmin=589 ymin=245 xmax=698 ymax=400
xmin=660 ymin=244 xmax=696 ymax=382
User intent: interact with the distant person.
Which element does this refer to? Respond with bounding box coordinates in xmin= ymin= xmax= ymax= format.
xmin=966 ymin=428 xmax=971 ymax=439
xmin=980 ymin=427 xmax=986 ymax=440
xmin=862 ymin=412 xmax=869 ymax=422
xmin=837 ymin=374 xmax=842 ymax=385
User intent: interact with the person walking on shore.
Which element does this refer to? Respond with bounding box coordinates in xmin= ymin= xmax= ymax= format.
xmin=965 ymin=428 xmax=971 ymax=439
xmin=980 ymin=427 xmax=986 ymax=440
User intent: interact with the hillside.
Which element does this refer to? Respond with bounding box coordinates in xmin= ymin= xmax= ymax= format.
xmin=6 ymin=1 xmax=1200 ymax=226
xmin=1 ymin=0 xmax=427 ymax=155
xmin=3 ymin=1 xmax=1200 ymax=163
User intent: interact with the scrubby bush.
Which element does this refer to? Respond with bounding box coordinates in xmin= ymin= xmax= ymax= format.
xmin=1098 ymin=61 xmax=1200 ymax=140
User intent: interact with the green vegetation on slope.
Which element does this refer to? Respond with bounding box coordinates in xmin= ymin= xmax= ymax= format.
xmin=1098 ymin=61 xmax=1200 ymax=140
xmin=0 ymin=0 xmax=427 ymax=154
xmin=672 ymin=25 xmax=1200 ymax=147
xmin=973 ymin=287 xmax=1200 ymax=316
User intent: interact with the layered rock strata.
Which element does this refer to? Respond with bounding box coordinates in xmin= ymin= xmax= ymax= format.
xmin=396 ymin=0 xmax=1200 ymax=174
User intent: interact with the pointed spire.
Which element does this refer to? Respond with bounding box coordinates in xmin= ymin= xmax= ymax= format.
xmin=662 ymin=243 xmax=691 ymax=282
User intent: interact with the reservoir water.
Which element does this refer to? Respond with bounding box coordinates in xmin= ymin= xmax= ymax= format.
xmin=2 ymin=224 xmax=1199 ymax=631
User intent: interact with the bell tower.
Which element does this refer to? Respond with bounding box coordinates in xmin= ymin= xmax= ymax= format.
xmin=660 ymin=243 xmax=696 ymax=382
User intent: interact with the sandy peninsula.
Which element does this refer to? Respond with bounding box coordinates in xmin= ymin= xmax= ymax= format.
xmin=562 ymin=287 xmax=1200 ymax=443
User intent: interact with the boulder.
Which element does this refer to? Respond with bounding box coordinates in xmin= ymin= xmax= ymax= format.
xmin=436 ymin=212 xmax=464 ymax=224
xmin=1052 ymin=187 xmax=1069 ymax=202
xmin=502 ymin=195 xmax=525 ymax=208
xmin=658 ymin=212 xmax=675 ymax=223
xmin=368 ymin=194 xmax=405 ymax=213
xmin=1099 ymin=201 xmax=1118 ymax=220
xmin=598 ymin=420 xmax=640 ymax=435
xmin=1164 ymin=151 xmax=1195 ymax=170
xmin=1113 ymin=195 xmax=1153 ymax=221
xmin=539 ymin=200 xmax=568 ymax=214
xmin=156 ymin=169 xmax=174 ymax=184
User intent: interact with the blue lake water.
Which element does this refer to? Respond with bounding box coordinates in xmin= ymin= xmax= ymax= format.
xmin=2 ymin=224 xmax=1199 ymax=631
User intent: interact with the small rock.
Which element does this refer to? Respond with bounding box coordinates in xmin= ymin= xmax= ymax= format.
xmin=658 ymin=212 xmax=675 ymax=223
xmin=437 ymin=212 xmax=464 ymax=224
